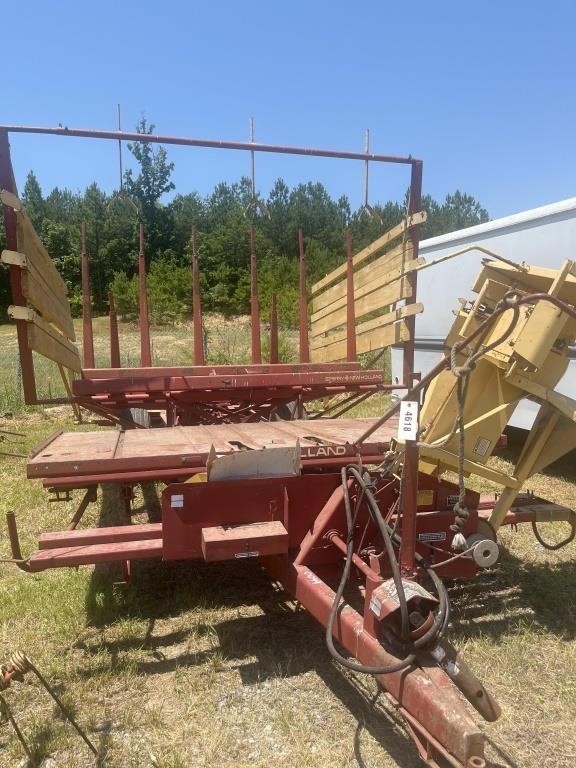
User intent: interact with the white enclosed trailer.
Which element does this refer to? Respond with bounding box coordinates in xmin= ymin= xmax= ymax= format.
xmin=391 ymin=197 xmax=576 ymax=428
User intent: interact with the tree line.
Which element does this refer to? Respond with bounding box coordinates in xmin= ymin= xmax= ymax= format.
xmin=0 ymin=118 xmax=489 ymax=326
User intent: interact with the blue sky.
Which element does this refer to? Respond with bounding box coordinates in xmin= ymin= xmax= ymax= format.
xmin=2 ymin=0 xmax=574 ymax=218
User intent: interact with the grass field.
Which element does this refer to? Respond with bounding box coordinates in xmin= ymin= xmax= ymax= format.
xmin=0 ymin=321 xmax=575 ymax=767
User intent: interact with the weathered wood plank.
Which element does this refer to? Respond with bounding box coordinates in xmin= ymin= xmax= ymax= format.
xmin=311 ymin=275 xmax=414 ymax=337
xmin=1 ymin=249 xmax=27 ymax=267
xmin=312 ymin=320 xmax=411 ymax=362
xmin=310 ymin=303 xmax=423 ymax=351
xmin=0 ymin=189 xmax=22 ymax=211
xmin=21 ymin=268 xmax=76 ymax=341
xmin=16 ymin=211 xmax=69 ymax=297
xmin=312 ymin=245 xmax=420 ymax=317
xmin=27 ymin=314 xmax=81 ymax=372
xmin=311 ymin=211 xmax=426 ymax=295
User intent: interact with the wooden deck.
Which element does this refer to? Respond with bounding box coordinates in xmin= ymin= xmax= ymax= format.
xmin=28 ymin=416 xmax=399 ymax=483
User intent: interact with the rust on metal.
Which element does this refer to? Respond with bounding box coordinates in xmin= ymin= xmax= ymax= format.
xmin=345 ymin=229 xmax=357 ymax=362
xmin=269 ymin=293 xmax=278 ymax=364
xmin=0 ymin=124 xmax=419 ymax=165
xmin=138 ymin=222 xmax=152 ymax=367
xmin=108 ymin=291 xmax=121 ymax=368
xmin=191 ymin=226 xmax=205 ymax=365
xmin=80 ymin=222 xmax=95 ymax=368
xmin=0 ymin=130 xmax=37 ymax=403
xmin=298 ymin=229 xmax=310 ymax=362
xmin=250 ymin=225 xmax=262 ymax=364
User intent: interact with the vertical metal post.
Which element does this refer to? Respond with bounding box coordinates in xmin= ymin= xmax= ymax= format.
xmin=191 ymin=226 xmax=205 ymax=365
xmin=0 ymin=130 xmax=37 ymax=403
xmin=250 ymin=225 xmax=261 ymax=364
xmin=81 ymin=222 xmax=95 ymax=368
xmin=298 ymin=229 xmax=310 ymax=363
xmin=345 ymin=229 xmax=357 ymax=362
xmin=399 ymin=160 xmax=424 ymax=577
xmin=269 ymin=293 xmax=279 ymax=364
xmin=138 ymin=222 xmax=152 ymax=367
xmin=108 ymin=291 xmax=121 ymax=368
xmin=402 ymin=161 xmax=422 ymax=386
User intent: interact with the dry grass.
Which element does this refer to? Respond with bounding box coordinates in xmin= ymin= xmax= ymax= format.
xmin=0 ymin=323 xmax=575 ymax=767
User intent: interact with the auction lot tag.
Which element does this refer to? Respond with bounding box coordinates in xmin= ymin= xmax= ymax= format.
xmin=398 ymin=401 xmax=419 ymax=441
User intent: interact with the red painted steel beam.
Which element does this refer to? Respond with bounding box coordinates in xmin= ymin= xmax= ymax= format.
xmin=298 ymin=229 xmax=310 ymax=363
xmin=294 ymin=483 xmax=346 ymax=565
xmin=0 ymin=129 xmax=37 ymax=403
xmin=81 ymin=362 xmax=362 ymax=378
xmin=39 ymin=522 xmax=161 ymax=549
xmin=29 ymin=538 xmax=163 ymax=571
xmin=262 ymin=557 xmax=485 ymax=767
xmin=81 ymin=222 xmax=95 ymax=368
xmin=269 ymin=293 xmax=278 ymax=364
xmin=138 ymin=222 xmax=152 ymax=367
xmin=399 ymin=160 xmax=424 ymax=576
xmin=345 ymin=229 xmax=357 ymax=363
xmin=108 ymin=291 xmax=121 ymax=368
xmin=36 ymin=454 xmax=391 ymax=488
xmin=72 ymin=369 xmax=388 ymax=396
xmin=1 ymin=125 xmax=419 ymax=164
xmin=249 ymin=226 xmax=261 ymax=364
xmin=191 ymin=226 xmax=205 ymax=365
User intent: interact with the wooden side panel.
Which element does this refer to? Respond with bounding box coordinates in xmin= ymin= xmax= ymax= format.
xmin=311 ymin=275 xmax=414 ymax=337
xmin=310 ymin=303 xmax=423 ymax=351
xmin=27 ymin=314 xmax=81 ymax=372
xmin=21 ymin=266 xmax=76 ymax=341
xmin=312 ymin=252 xmax=422 ymax=324
xmin=311 ymin=211 xmax=426 ymax=295
xmin=313 ymin=320 xmax=411 ymax=362
xmin=12 ymin=206 xmax=77 ymax=343
xmin=309 ymin=215 xmax=427 ymax=363
xmin=312 ymin=241 xmax=416 ymax=314
xmin=16 ymin=214 xmax=69 ymax=297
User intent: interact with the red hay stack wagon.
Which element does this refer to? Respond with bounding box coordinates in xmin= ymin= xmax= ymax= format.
xmin=2 ymin=124 xmax=576 ymax=768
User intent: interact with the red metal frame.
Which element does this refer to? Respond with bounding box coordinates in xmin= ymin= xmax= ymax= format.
xmin=80 ymin=222 xmax=95 ymax=368
xmin=0 ymin=124 xmax=420 ymax=414
xmin=0 ymin=124 xmax=505 ymax=768
xmin=108 ymin=291 xmax=121 ymax=368
xmin=191 ymin=226 xmax=205 ymax=366
xmin=138 ymin=222 xmax=152 ymax=367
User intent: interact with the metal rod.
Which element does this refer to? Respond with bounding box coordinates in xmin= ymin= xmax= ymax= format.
xmin=269 ymin=293 xmax=279 ymax=364
xmin=250 ymin=117 xmax=256 ymax=199
xmin=138 ymin=222 xmax=152 ymax=367
xmin=325 ymin=529 xmax=382 ymax=582
xmin=0 ymin=129 xmax=37 ymax=403
xmin=80 ymin=222 xmax=95 ymax=368
xmin=345 ymin=229 xmax=357 ymax=362
xmin=117 ymin=104 xmax=123 ymax=192
xmin=399 ymin=160 xmax=423 ymax=577
xmin=67 ymin=488 xmax=96 ymax=531
xmin=191 ymin=226 xmax=205 ymax=365
xmin=0 ymin=125 xmax=418 ymax=165
xmin=6 ymin=511 xmax=23 ymax=561
xmin=250 ymin=226 xmax=261 ymax=364
xmin=402 ymin=161 xmax=423 ymax=387
xmin=0 ymin=695 xmax=34 ymax=764
xmin=364 ymin=128 xmax=370 ymax=206
xmin=108 ymin=291 xmax=121 ymax=367
xmin=298 ymin=229 xmax=310 ymax=363
xmin=30 ymin=661 xmax=98 ymax=756
xmin=294 ymin=483 xmax=347 ymax=566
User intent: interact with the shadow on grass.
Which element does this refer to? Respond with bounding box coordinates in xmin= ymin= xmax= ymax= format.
xmin=78 ymin=470 xmax=574 ymax=767
xmin=501 ymin=425 xmax=576 ymax=482
xmin=447 ymin=545 xmax=576 ymax=641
